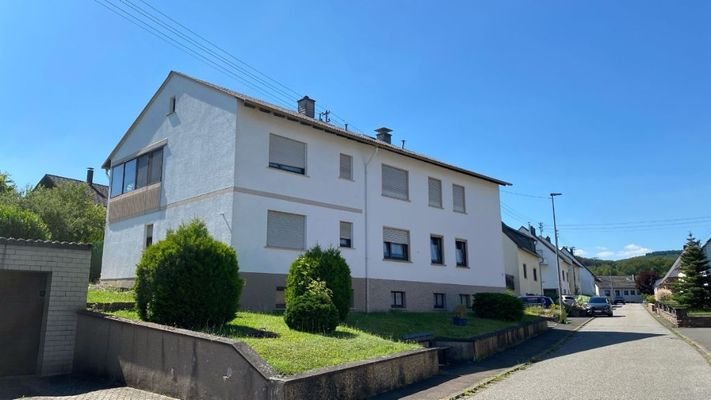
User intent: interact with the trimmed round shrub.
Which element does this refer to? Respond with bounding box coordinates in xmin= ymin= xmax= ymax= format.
xmin=472 ymin=292 xmax=524 ymax=321
xmin=135 ymin=220 xmax=243 ymax=329
xmin=0 ymin=204 xmax=51 ymax=240
xmin=285 ymin=245 xmax=352 ymax=321
xmin=284 ymin=281 xmax=339 ymax=334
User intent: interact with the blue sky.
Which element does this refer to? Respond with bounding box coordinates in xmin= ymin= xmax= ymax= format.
xmin=2 ymin=1 xmax=710 ymax=259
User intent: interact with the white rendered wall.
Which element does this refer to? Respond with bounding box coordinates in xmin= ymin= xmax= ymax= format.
xmin=232 ymin=105 xmax=505 ymax=288
xmin=518 ymin=250 xmax=543 ymax=296
xmin=102 ymin=74 xmax=237 ymax=279
xmin=580 ymin=268 xmax=596 ymax=296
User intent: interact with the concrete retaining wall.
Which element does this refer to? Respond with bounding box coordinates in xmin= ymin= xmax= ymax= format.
xmin=73 ymin=311 xmax=276 ymax=400
xmin=275 ymin=348 xmax=438 ymax=399
xmin=435 ymin=318 xmax=549 ymax=362
xmin=73 ymin=311 xmax=440 ymax=400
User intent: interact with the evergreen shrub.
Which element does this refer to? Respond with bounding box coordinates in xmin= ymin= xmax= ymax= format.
xmin=472 ymin=292 xmax=524 ymax=321
xmin=135 ymin=220 xmax=242 ymax=329
xmin=285 ymin=245 xmax=352 ymax=320
xmin=284 ymin=280 xmax=339 ymax=333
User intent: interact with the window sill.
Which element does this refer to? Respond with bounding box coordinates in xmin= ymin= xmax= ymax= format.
xmin=456 ymin=265 xmax=470 ymax=269
xmin=338 ymin=176 xmax=355 ymax=182
xmin=431 ymin=263 xmax=446 ymax=267
xmin=390 ymin=305 xmax=406 ymax=309
xmin=265 ymin=245 xmax=305 ymax=251
xmin=383 ymin=258 xmax=412 ymax=263
xmin=428 ymin=204 xmax=444 ymax=209
xmin=454 ymin=210 xmax=467 ymax=214
xmin=267 ymin=165 xmax=308 ymax=177
xmin=339 ymin=246 xmax=355 ymax=250
xmin=381 ymin=193 xmax=410 ymax=202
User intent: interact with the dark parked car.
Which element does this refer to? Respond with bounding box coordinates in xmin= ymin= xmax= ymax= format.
xmin=613 ymin=295 xmax=626 ymax=305
xmin=519 ymin=296 xmax=554 ymax=309
xmin=585 ymin=296 xmax=613 ymax=317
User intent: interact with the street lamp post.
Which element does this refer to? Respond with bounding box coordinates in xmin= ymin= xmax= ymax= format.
xmin=550 ymin=192 xmax=565 ymax=323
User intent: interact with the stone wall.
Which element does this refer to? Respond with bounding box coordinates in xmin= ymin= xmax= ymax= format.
xmin=0 ymin=238 xmax=91 ymax=375
xmin=652 ymin=302 xmax=711 ymax=328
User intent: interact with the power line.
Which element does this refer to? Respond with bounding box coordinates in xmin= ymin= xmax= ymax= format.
xmin=500 ymin=189 xmax=549 ymax=199
xmin=94 ymin=0 xmax=360 ymax=131
xmin=559 ymin=215 xmax=711 ymax=228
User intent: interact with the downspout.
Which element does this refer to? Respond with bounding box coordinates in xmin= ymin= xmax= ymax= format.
xmin=363 ymin=145 xmax=379 ymax=313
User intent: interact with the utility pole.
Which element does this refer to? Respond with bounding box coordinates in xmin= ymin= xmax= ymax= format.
xmin=550 ymin=193 xmax=565 ymax=323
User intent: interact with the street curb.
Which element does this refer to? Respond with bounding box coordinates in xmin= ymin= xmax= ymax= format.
xmin=643 ymin=304 xmax=711 ymax=366
xmin=446 ymin=317 xmax=594 ymax=400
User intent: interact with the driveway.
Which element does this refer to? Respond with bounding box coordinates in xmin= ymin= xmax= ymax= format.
xmin=0 ymin=375 xmax=174 ymax=400
xmin=463 ymin=304 xmax=711 ymax=400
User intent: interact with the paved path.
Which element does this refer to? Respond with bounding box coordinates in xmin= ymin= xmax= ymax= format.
xmin=678 ymin=327 xmax=711 ymax=357
xmin=463 ymin=304 xmax=711 ymax=400
xmin=0 ymin=375 xmax=175 ymax=400
xmin=373 ymin=318 xmax=588 ymax=400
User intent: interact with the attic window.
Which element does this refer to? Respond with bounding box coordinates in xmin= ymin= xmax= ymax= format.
xmin=169 ymin=96 xmax=176 ymax=114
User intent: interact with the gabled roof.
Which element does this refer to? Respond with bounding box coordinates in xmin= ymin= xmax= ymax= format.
xmin=502 ymin=223 xmax=538 ymax=257
xmin=597 ymin=275 xmax=638 ymax=289
xmin=103 ymin=71 xmax=511 ymax=187
xmin=36 ymin=174 xmax=108 ymax=207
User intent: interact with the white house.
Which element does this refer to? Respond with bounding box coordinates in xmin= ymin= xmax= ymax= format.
xmin=596 ymin=275 xmax=642 ymax=303
xmin=501 ymin=223 xmax=543 ymax=296
xmin=100 ymin=71 xmax=511 ymax=312
xmin=561 ymin=247 xmax=597 ymax=296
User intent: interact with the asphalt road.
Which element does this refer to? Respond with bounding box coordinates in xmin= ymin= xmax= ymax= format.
xmin=464 ymin=304 xmax=711 ymax=400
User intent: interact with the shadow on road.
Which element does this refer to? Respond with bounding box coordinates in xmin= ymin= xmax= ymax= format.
xmin=372 ymin=325 xmax=663 ymax=400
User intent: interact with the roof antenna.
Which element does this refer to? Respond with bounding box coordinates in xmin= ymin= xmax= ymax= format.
xmin=401 ymin=139 xmax=406 ymax=149
xmin=318 ymin=110 xmax=331 ymax=123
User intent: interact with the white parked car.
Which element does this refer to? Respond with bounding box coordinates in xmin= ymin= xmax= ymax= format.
xmin=561 ymin=295 xmax=575 ymax=306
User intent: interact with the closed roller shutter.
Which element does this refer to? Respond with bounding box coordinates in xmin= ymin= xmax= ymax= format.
xmin=382 ymin=164 xmax=409 ymax=200
xmin=267 ymin=210 xmax=305 ymax=249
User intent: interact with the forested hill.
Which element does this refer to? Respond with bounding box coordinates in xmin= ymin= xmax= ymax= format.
xmin=578 ymin=251 xmax=681 ymax=276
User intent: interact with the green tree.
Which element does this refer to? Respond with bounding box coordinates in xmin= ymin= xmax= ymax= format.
xmin=23 ymin=182 xmax=105 ymax=242
xmin=672 ymin=235 xmax=711 ymax=309
xmin=636 ymin=270 xmax=660 ymax=295
xmin=0 ymin=204 xmax=51 ymax=240
xmin=135 ymin=220 xmax=243 ymax=329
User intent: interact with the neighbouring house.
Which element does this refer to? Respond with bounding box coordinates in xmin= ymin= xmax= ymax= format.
xmin=596 ymin=275 xmax=642 ymax=303
xmin=99 ymin=71 xmax=511 ymax=312
xmin=501 ymin=223 xmax=542 ymax=296
xmin=560 ymin=247 xmax=597 ymax=296
xmin=655 ymin=238 xmax=711 ymax=296
xmin=36 ymin=168 xmax=109 ymax=207
xmin=519 ymin=226 xmax=580 ymax=299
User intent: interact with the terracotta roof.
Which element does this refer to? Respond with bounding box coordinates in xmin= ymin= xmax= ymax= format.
xmin=37 ymin=174 xmax=108 ymax=207
xmin=0 ymin=237 xmax=92 ymax=250
xmin=502 ymin=223 xmax=538 ymax=257
xmin=103 ymin=71 xmax=511 ymax=187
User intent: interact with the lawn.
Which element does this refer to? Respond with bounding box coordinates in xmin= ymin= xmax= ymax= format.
xmin=688 ymin=310 xmax=711 ymax=317
xmin=86 ymin=285 xmax=135 ymax=304
xmin=108 ymin=310 xmax=420 ymax=375
xmin=344 ymin=311 xmax=538 ymax=340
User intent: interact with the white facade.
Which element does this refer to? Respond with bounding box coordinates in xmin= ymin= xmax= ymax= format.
xmin=101 ymin=72 xmax=509 ymax=312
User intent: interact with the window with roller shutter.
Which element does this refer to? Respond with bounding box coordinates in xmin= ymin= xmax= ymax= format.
xmin=453 ymin=184 xmax=466 ymax=213
xmin=340 ymin=221 xmax=352 ymax=248
xmin=383 ymin=227 xmax=410 ymax=261
xmin=381 ymin=164 xmax=409 ymax=200
xmin=269 ymin=134 xmax=306 ymax=174
xmin=339 ymin=153 xmax=353 ymax=180
xmin=266 ymin=210 xmax=305 ymax=250
xmin=428 ymin=177 xmax=442 ymax=208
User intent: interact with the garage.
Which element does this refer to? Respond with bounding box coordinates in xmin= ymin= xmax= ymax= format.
xmin=0 ymin=270 xmax=49 ymax=377
xmin=0 ymin=238 xmax=91 ymax=376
